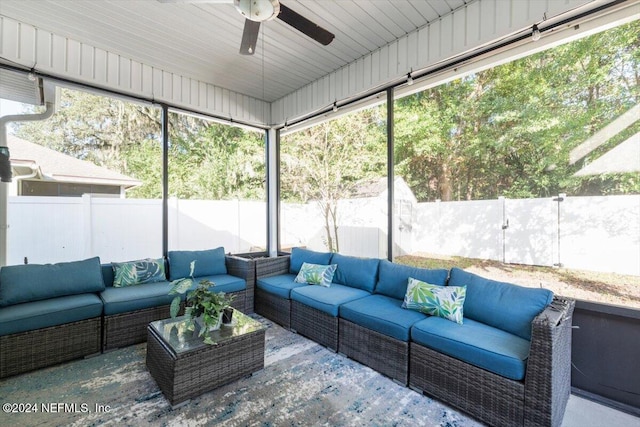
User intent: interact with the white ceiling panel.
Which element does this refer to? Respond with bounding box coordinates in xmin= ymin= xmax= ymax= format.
xmin=0 ymin=0 xmax=471 ymax=102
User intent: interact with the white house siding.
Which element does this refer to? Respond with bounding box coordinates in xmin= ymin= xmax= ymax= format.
xmin=0 ymin=16 xmax=270 ymax=126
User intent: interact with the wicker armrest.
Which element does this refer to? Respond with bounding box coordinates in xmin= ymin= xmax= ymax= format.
xmin=255 ymin=255 xmax=290 ymax=278
xmin=534 ymin=297 xmax=575 ymax=330
xmin=225 ymin=255 xmax=255 ymax=286
xmin=225 ymin=255 xmax=256 ymax=313
xmin=524 ymin=297 xmax=576 ymax=427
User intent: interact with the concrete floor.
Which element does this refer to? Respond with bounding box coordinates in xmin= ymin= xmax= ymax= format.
xmin=562 ymin=395 xmax=639 ymax=427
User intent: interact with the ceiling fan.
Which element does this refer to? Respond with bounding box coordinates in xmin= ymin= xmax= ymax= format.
xmin=159 ymin=0 xmax=335 ymax=55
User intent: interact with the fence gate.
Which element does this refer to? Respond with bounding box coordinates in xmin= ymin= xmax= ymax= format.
xmin=503 ymin=197 xmax=559 ymax=267
xmin=394 ymin=200 xmax=413 ymax=256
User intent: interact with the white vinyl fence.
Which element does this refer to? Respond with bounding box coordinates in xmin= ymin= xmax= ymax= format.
xmin=6 ymin=195 xmax=266 ymax=265
xmin=5 ymin=194 xmax=640 ymax=276
xmin=412 ymin=195 xmax=640 ymax=276
xmin=282 ymin=194 xmax=640 ymax=276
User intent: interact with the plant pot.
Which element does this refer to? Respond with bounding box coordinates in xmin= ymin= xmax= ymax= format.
xmin=195 ymin=313 xmax=223 ymax=331
xmin=222 ymin=307 xmax=234 ymax=324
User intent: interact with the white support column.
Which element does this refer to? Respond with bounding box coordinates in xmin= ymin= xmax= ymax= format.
xmin=0 ymin=182 xmax=8 ymax=266
xmin=267 ymin=128 xmax=279 ymax=257
xmin=81 ymin=194 xmax=93 ymax=258
xmin=168 ymin=196 xmax=179 ymax=250
xmin=0 ymin=99 xmax=57 ymax=266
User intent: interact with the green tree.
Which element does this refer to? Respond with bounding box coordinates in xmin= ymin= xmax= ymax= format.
xmin=12 ymin=88 xmax=266 ymax=200
xmin=12 ymin=21 xmax=638 ymax=206
xmin=167 ymin=113 xmax=265 ymax=200
xmin=13 ymin=88 xmax=163 ymax=197
xmin=394 ymin=20 xmax=639 ymax=201
xmin=14 ymin=89 xmax=161 ymax=168
xmin=281 ymin=107 xmax=386 ymax=251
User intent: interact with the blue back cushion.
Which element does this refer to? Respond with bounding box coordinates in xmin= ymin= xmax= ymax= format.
xmin=375 ymin=260 xmax=449 ymax=300
xmin=448 ymin=268 xmax=554 ymax=340
xmin=0 ymin=257 xmax=105 ymax=307
xmin=101 ymin=264 xmax=115 ymax=287
xmin=331 ymin=253 xmax=379 ymax=292
xmin=168 ymin=247 xmax=227 ymax=280
xmin=289 ymin=247 xmax=333 ymax=274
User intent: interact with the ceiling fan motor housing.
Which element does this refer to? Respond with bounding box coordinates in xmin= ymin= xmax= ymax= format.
xmin=235 ymin=0 xmax=280 ymax=22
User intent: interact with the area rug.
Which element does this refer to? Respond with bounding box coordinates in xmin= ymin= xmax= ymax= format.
xmin=0 ymin=317 xmax=482 ymax=426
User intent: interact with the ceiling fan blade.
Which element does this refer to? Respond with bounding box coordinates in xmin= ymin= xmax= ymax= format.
xmin=240 ymin=19 xmax=261 ymax=55
xmin=277 ymin=3 xmax=334 ymax=46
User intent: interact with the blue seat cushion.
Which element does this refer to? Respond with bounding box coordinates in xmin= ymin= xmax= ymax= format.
xmin=411 ymin=316 xmax=531 ymax=381
xmin=167 ymin=247 xmax=227 ymax=280
xmin=100 ymin=281 xmax=174 ymax=315
xmin=256 ymin=274 xmax=305 ymax=299
xmin=290 ymin=283 xmax=370 ymax=317
xmin=289 ymin=247 xmax=333 ymax=274
xmin=374 ymin=260 xmax=449 ymax=300
xmin=330 ymin=253 xmax=380 ymax=292
xmin=0 ymin=294 xmax=103 ymax=336
xmin=340 ymin=294 xmax=427 ymax=341
xmin=448 ymin=268 xmax=553 ymax=340
xmin=0 ymin=257 xmax=105 ymax=307
xmin=189 ymin=274 xmax=246 ymax=294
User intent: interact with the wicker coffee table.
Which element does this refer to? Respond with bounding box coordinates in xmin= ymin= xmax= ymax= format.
xmin=146 ymin=311 xmax=266 ymax=407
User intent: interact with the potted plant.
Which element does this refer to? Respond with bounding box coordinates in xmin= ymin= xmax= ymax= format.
xmin=169 ymin=261 xmax=235 ymax=344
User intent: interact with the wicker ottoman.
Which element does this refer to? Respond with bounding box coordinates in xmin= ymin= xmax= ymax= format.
xmin=146 ymin=311 xmax=266 ymax=407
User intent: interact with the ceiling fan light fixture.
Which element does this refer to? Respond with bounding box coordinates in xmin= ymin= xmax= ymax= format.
xmin=235 ymin=0 xmax=280 ymax=22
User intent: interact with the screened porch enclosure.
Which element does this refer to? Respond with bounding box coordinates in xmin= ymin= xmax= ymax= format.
xmin=1 ymin=0 xmax=639 ymax=418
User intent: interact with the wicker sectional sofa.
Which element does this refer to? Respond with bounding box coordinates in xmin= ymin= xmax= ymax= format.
xmin=255 ymin=248 xmax=575 ymax=427
xmin=0 ymin=247 xmax=254 ymax=377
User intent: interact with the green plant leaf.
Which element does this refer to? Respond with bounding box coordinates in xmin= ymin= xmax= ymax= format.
xmin=169 ymin=277 xmax=193 ymax=295
xmin=170 ymin=295 xmax=181 ymax=318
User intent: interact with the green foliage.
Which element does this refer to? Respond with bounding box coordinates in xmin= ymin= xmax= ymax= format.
xmin=185 ymin=280 xmax=235 ymax=344
xmin=168 ymin=260 xmax=234 ymax=344
xmin=393 ymin=20 xmax=639 ymax=201
xmin=11 ymin=21 xmax=639 ymax=207
xmin=13 ymin=90 xmax=265 ymax=201
xmin=167 ymin=113 xmax=265 ymax=200
xmin=168 ymin=260 xmax=197 ymax=318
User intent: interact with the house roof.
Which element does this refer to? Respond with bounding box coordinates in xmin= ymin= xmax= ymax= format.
xmin=349 ymin=176 xmax=417 ymax=203
xmin=7 ymin=134 xmax=141 ymax=188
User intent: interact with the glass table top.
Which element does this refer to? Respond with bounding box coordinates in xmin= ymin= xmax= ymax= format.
xmin=149 ymin=311 xmax=266 ymax=355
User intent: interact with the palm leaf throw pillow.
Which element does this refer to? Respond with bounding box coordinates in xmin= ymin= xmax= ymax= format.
xmin=112 ymin=258 xmax=166 ymax=287
xmin=403 ymin=277 xmax=466 ymax=324
xmin=294 ymin=262 xmax=337 ymax=287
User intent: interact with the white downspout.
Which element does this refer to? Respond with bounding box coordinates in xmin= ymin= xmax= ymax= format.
xmin=0 ymin=101 xmax=56 ymax=266
xmin=12 ymin=163 xmax=40 ymax=185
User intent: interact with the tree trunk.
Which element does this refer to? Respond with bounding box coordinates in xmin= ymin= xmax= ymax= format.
xmin=322 ymin=204 xmax=334 ymax=252
xmin=439 ymin=162 xmax=453 ymax=201
xmin=330 ymin=203 xmax=339 ymax=253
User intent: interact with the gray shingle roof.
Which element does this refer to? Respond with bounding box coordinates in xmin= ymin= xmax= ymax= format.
xmin=7 ymin=134 xmax=140 ymax=187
